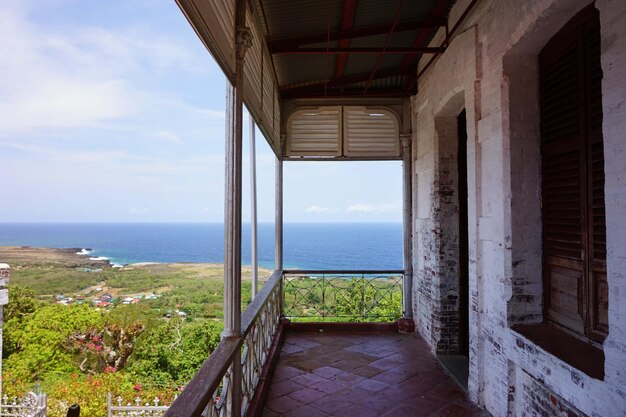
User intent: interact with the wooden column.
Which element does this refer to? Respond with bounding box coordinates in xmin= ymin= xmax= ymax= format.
xmin=275 ymin=156 xmax=283 ymax=271
xmin=249 ymin=114 xmax=259 ymax=298
xmin=401 ymin=133 xmax=414 ymax=319
xmin=223 ymin=2 xmax=251 ymax=415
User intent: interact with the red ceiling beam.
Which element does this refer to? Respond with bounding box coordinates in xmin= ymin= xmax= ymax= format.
xmin=362 ymin=0 xmax=407 ymax=95
xmin=400 ymin=0 xmax=450 ymax=70
xmin=401 ymin=0 xmax=450 ymax=92
xmin=269 ymin=17 xmax=446 ymax=52
xmin=335 ymin=0 xmax=359 ymax=85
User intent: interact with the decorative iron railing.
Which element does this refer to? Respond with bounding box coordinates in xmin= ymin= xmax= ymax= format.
xmin=163 ymin=270 xmax=282 ymax=417
xmin=282 ymin=270 xmax=404 ymax=322
xmin=107 ymin=394 xmax=172 ymax=417
xmin=0 ymin=392 xmax=47 ymax=417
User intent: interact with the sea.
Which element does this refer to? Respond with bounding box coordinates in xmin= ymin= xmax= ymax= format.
xmin=0 ymin=223 xmax=403 ymax=270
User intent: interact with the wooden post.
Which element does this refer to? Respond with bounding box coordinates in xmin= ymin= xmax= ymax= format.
xmin=223 ymin=1 xmax=252 ymax=415
xmin=275 ymin=157 xmax=283 ymax=271
xmin=66 ymin=404 xmax=80 ymax=417
xmin=401 ymin=133 xmax=413 ymax=319
xmin=250 ymin=114 xmax=259 ymax=298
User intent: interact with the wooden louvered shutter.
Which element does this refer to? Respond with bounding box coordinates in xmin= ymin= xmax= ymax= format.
xmin=584 ymin=12 xmax=608 ymax=341
xmin=540 ymin=4 xmax=607 ymax=343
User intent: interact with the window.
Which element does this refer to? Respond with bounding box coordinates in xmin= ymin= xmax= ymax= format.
xmin=540 ymin=4 xmax=607 ymax=344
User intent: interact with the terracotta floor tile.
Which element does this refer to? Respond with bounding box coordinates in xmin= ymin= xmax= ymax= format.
xmin=351 ymin=365 xmax=385 ymax=378
xmin=380 ymin=404 xmax=430 ymax=417
xmin=289 ymin=387 xmax=327 ymax=404
xmin=310 ymin=379 xmax=348 ymax=394
xmin=435 ymin=403 xmax=483 ymax=417
xmin=291 ymin=372 xmax=327 ymax=387
xmin=308 ymin=393 xmax=355 ymax=415
xmin=337 ymin=403 xmax=388 ymax=417
xmin=272 ymin=365 xmax=306 ymax=382
xmin=312 ymin=365 xmax=344 ymax=379
xmin=268 ymin=379 xmax=306 ymax=397
xmin=263 ymin=332 xmax=488 ymax=417
xmin=261 ymin=407 xmax=279 ymax=417
xmin=331 ymin=371 xmax=367 ymax=385
xmin=354 ymin=378 xmax=390 ymax=393
xmin=372 ymin=369 xmax=412 ymax=385
xmin=282 ymin=404 xmax=330 ymax=417
xmin=265 ymin=395 xmax=304 ymax=414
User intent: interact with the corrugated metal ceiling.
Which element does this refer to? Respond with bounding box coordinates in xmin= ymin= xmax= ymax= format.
xmin=253 ymin=0 xmax=456 ymax=98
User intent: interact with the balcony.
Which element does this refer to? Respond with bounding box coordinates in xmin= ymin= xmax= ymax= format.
xmin=164 ymin=271 xmax=486 ymax=417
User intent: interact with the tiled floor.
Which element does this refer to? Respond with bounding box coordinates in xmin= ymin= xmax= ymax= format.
xmin=262 ymin=331 xmax=489 ymax=417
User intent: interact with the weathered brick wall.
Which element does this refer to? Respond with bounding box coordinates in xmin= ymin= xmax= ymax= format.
xmin=411 ymin=0 xmax=626 ymax=416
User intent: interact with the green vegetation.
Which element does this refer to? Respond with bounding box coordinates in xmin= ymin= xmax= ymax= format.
xmin=282 ymin=276 xmax=402 ymax=322
xmin=1 ymin=259 xmax=269 ymax=417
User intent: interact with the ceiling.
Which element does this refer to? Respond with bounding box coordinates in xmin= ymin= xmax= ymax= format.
xmin=251 ymin=0 xmax=456 ymax=99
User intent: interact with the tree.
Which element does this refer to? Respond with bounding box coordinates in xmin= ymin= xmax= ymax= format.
xmin=4 ymin=285 xmax=39 ymax=321
xmin=128 ymin=318 xmax=222 ymax=385
xmin=3 ymin=304 xmax=102 ymax=380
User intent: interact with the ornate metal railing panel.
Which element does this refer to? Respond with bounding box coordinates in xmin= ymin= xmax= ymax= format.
xmin=0 ymin=392 xmax=47 ymax=417
xmin=282 ymin=270 xmax=404 ymax=322
xmin=163 ymin=270 xmax=283 ymax=417
xmin=107 ymin=394 xmax=174 ymax=417
xmin=240 ymin=279 xmax=280 ymax=415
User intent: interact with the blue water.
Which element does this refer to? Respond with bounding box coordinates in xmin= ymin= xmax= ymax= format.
xmin=0 ymin=223 xmax=402 ymax=270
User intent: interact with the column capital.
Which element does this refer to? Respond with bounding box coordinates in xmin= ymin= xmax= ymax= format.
xmin=236 ymin=26 xmax=253 ymax=60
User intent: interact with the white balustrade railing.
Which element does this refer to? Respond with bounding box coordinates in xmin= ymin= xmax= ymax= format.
xmin=107 ymin=393 xmax=172 ymax=417
xmin=0 ymin=392 xmax=47 ymax=417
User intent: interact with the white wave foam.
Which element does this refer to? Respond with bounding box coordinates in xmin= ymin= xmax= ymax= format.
xmin=112 ymin=263 xmax=124 ymax=268
xmin=76 ymin=249 xmax=92 ymax=255
xmin=89 ymin=256 xmax=109 ymax=261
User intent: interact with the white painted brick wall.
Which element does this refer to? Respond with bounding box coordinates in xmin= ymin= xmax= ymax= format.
xmin=411 ymin=0 xmax=626 ymax=416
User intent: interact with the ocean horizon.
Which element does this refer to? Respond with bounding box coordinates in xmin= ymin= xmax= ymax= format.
xmin=0 ymin=222 xmax=403 ymax=270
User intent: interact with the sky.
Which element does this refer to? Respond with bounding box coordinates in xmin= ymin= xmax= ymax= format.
xmin=0 ymin=0 xmax=402 ymax=223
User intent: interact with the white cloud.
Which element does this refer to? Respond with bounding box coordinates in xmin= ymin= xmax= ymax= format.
xmin=154 ymin=130 xmax=183 ymax=144
xmin=305 ymin=205 xmax=338 ymax=214
xmin=0 ymin=2 xmax=209 ymax=135
xmin=346 ymin=200 xmax=402 ymax=213
xmin=129 ymin=208 xmax=149 ymax=215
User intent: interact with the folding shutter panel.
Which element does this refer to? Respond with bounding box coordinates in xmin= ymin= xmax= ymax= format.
xmin=286 ymin=108 xmax=341 ymax=156
xmin=343 ymin=108 xmax=400 ymax=158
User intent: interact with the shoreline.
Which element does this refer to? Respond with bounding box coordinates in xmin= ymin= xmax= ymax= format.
xmin=0 ymin=245 xmax=270 ymax=274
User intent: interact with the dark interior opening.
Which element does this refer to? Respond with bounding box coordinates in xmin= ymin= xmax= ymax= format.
xmin=458 ymin=109 xmax=469 ymax=358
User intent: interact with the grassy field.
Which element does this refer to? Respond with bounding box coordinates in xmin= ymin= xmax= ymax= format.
xmin=0 ymin=246 xmax=272 ymax=318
